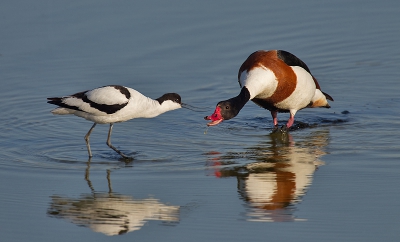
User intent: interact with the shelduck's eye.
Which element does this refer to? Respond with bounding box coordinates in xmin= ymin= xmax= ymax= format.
xmin=225 ymin=106 xmax=230 ymax=110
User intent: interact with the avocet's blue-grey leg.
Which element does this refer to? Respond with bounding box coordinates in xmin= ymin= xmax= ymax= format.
xmin=84 ymin=123 xmax=97 ymax=157
xmin=106 ymin=123 xmax=129 ymax=159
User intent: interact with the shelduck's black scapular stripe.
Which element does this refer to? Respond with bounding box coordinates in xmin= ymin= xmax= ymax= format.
xmin=276 ymin=50 xmax=312 ymax=74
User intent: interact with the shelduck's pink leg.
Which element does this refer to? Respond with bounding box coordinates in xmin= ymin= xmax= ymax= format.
xmin=286 ymin=113 xmax=295 ymax=128
xmin=271 ymin=111 xmax=278 ymax=126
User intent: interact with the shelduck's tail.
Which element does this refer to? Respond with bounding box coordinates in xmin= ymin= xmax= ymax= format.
xmin=322 ymin=91 xmax=334 ymax=101
xmin=309 ymin=90 xmax=333 ymax=108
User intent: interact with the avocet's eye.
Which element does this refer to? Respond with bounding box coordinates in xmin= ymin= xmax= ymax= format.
xmin=175 ymin=98 xmax=180 ymax=103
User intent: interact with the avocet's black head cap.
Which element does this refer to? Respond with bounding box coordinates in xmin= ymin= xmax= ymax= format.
xmin=156 ymin=93 xmax=182 ymax=105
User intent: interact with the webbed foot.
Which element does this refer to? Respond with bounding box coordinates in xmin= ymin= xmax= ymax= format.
xmin=280 ymin=125 xmax=289 ymax=133
xmin=271 ymin=125 xmax=289 ymax=134
xmin=272 ymin=125 xmax=280 ymax=133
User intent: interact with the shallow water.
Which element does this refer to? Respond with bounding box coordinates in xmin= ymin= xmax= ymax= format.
xmin=1 ymin=0 xmax=400 ymax=241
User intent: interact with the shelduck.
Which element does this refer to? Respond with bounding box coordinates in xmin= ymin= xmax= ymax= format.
xmin=48 ymin=85 xmax=183 ymax=159
xmin=205 ymin=50 xmax=333 ymax=130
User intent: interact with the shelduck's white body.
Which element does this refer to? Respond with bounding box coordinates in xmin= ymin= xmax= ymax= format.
xmin=240 ymin=66 xmax=317 ymax=113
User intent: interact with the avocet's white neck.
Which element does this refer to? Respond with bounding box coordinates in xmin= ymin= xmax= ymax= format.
xmin=124 ymin=88 xmax=181 ymax=119
xmin=141 ymin=98 xmax=181 ymax=118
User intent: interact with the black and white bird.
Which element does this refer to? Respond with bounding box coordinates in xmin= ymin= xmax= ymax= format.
xmin=48 ymin=85 xmax=184 ymax=159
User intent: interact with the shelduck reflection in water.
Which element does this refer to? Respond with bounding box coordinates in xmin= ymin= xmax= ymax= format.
xmin=206 ymin=129 xmax=329 ymax=222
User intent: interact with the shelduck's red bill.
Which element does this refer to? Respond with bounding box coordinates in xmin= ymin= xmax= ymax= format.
xmin=204 ymin=106 xmax=224 ymax=126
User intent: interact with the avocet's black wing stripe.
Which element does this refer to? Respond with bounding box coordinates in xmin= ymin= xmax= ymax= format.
xmin=47 ymin=97 xmax=86 ymax=112
xmin=81 ymin=95 xmax=128 ymax=114
xmin=47 ymin=85 xmax=131 ymax=115
xmin=111 ymin=85 xmax=130 ymax=99
xmin=85 ymin=85 xmax=131 ymax=105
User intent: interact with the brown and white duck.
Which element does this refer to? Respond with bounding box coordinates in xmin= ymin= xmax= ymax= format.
xmin=205 ymin=50 xmax=333 ymax=130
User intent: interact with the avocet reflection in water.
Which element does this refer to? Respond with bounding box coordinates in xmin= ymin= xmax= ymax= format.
xmin=47 ymin=163 xmax=180 ymax=236
xmin=206 ymin=128 xmax=329 ymax=222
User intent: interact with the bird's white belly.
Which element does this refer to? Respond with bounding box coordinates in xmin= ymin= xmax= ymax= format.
xmin=72 ymin=103 xmax=160 ymax=124
xmin=275 ymin=66 xmax=316 ymax=110
xmin=72 ymin=111 xmax=129 ymax=124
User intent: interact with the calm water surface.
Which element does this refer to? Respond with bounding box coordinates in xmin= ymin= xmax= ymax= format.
xmin=1 ymin=0 xmax=400 ymax=241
